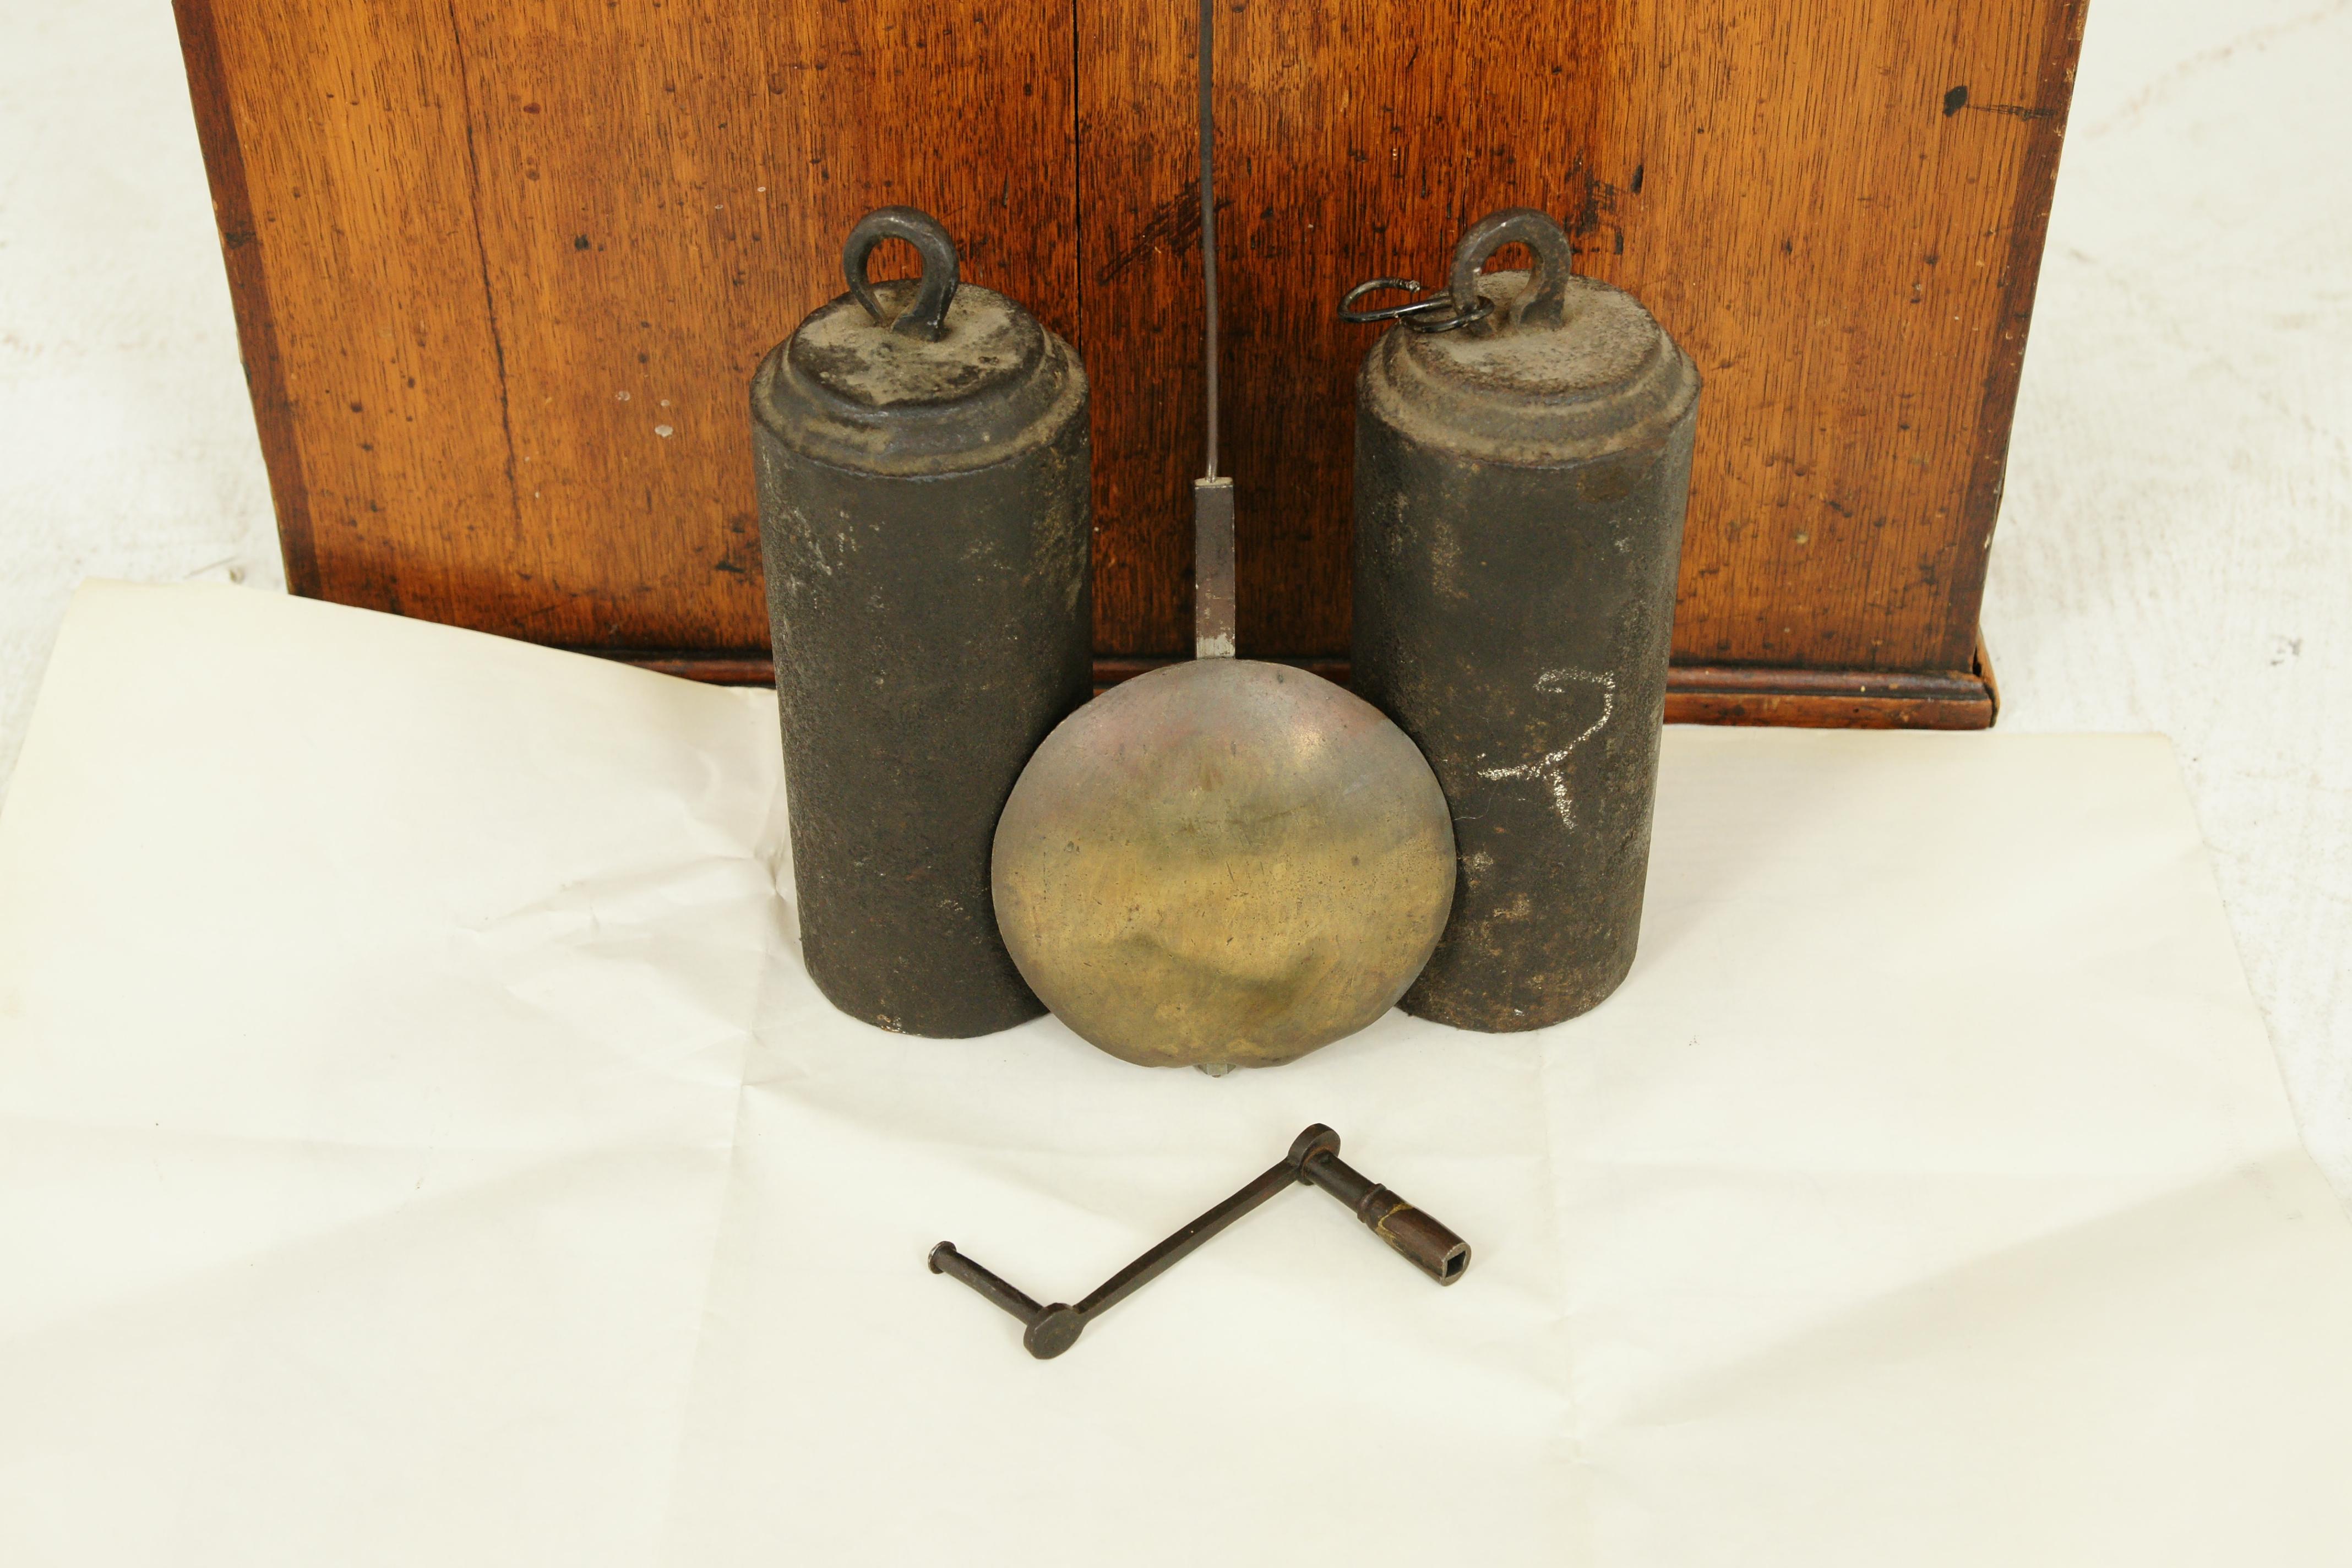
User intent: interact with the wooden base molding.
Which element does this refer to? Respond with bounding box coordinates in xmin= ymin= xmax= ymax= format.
xmin=584 ymin=648 xmax=1999 ymax=732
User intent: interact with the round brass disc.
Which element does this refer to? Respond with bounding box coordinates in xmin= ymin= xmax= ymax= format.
xmin=991 ymin=660 xmax=1456 ymax=1069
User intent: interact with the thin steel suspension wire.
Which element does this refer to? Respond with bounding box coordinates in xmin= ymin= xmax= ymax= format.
xmin=1199 ymin=0 xmax=1219 ymax=480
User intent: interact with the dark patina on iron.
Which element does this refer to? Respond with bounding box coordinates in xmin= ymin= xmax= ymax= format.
xmin=1351 ymin=208 xmax=1702 ymax=1033
xmin=929 ymin=1124 xmax=1470 ymax=1359
xmin=751 ymin=206 xmax=1090 ymax=1038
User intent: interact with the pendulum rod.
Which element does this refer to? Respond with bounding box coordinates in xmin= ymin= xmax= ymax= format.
xmin=1192 ymin=0 xmax=1237 ymax=659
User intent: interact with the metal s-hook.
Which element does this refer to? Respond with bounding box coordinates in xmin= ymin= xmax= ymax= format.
xmin=1339 ymin=277 xmax=1497 ymax=335
xmin=843 ymin=206 xmax=960 ymax=341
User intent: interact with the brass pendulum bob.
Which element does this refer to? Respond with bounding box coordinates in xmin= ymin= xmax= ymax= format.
xmin=988 ymin=0 xmax=1455 ymax=1070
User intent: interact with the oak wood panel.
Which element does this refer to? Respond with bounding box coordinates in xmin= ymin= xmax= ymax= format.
xmin=180 ymin=0 xmax=514 ymax=616
xmin=175 ymin=0 xmax=1077 ymax=649
xmin=1599 ymin=0 xmax=2086 ymax=673
xmin=179 ymin=0 xmax=2077 ymax=727
xmin=1076 ymin=0 xmax=2084 ymax=669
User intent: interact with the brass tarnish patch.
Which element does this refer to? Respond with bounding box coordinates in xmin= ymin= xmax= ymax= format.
xmin=992 ymin=660 xmax=1455 ymax=1069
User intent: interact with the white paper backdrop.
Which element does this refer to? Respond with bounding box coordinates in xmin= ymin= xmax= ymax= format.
xmin=3 ymin=583 xmax=2347 ymax=1565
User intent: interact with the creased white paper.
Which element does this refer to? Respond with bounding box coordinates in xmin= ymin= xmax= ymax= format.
xmin=2 ymin=581 xmax=2348 ymax=1565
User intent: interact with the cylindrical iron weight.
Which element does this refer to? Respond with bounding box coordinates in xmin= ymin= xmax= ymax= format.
xmin=751 ymin=208 xmax=1091 ymax=1037
xmin=1351 ymin=209 xmax=1701 ymax=1031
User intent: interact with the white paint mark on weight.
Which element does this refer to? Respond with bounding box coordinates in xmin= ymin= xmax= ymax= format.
xmin=1477 ymin=669 xmax=1615 ymax=830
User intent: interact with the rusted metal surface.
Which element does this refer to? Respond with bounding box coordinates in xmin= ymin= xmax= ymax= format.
xmin=1351 ymin=208 xmax=1701 ymax=1033
xmin=929 ymin=1124 xmax=1471 ymax=1359
xmin=751 ymin=206 xmax=1090 ymax=1038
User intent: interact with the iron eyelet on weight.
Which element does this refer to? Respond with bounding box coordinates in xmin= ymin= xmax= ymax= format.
xmin=842 ymin=205 xmax=961 ymax=341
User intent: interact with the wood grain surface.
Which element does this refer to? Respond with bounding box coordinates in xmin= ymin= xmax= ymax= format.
xmin=1082 ymin=0 xmax=2087 ymax=670
xmin=174 ymin=0 xmax=2084 ymax=723
xmin=175 ymin=0 xmax=1077 ymax=649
